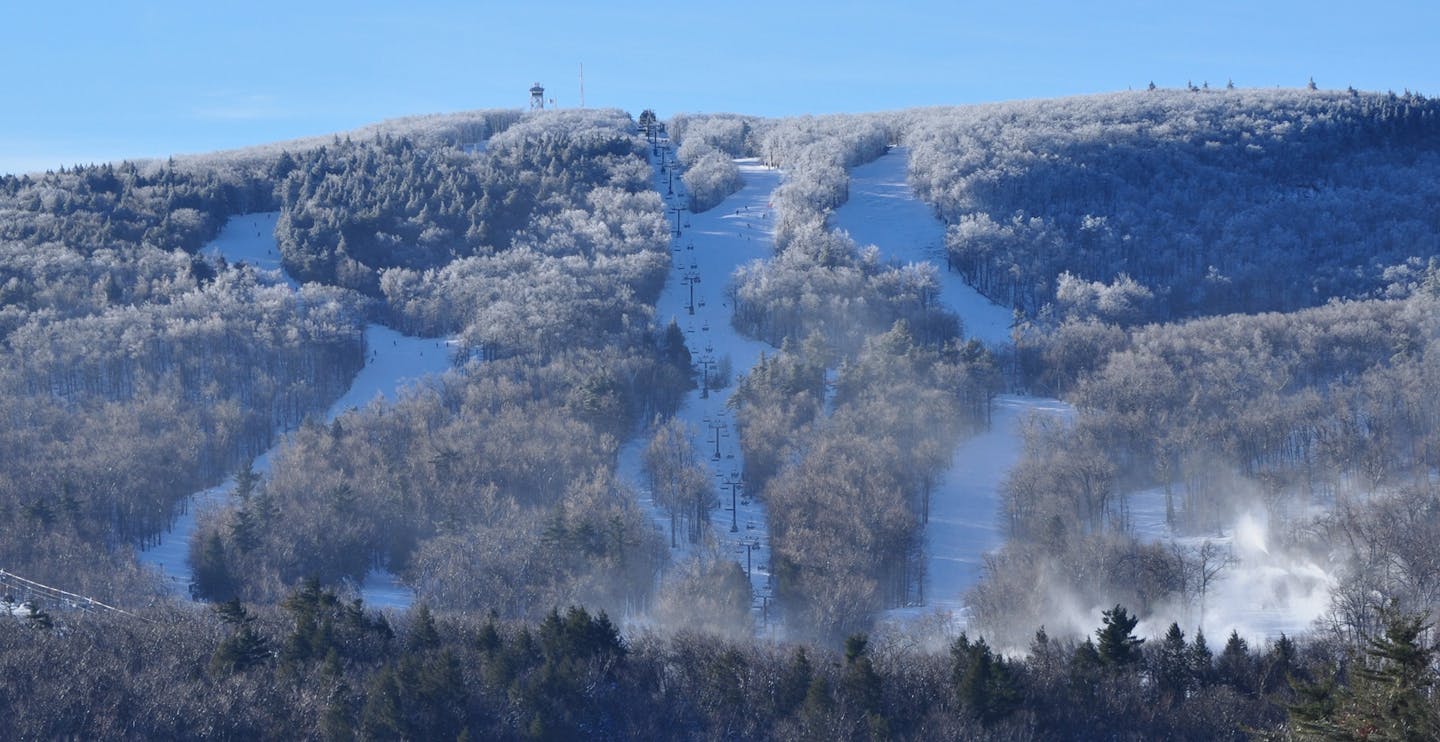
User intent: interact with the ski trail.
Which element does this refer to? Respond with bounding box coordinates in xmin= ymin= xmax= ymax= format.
xmin=831 ymin=148 xmax=1015 ymax=349
xmin=619 ymin=135 xmax=783 ymax=630
xmin=837 ymin=149 xmax=1331 ymax=642
xmin=832 ymin=149 xmax=1072 ymax=626
xmin=139 ymin=212 xmax=451 ymax=608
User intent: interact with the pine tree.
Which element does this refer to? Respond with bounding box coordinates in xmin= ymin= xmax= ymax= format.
xmin=1264 ymin=633 xmax=1299 ymax=695
xmin=360 ymin=666 xmax=405 ymax=740
xmin=408 ymin=604 xmax=440 ymax=652
xmin=413 ymin=650 xmax=468 ymax=740
xmin=798 ymin=675 xmax=835 ymax=737
xmin=842 ymin=634 xmax=882 ymax=717
xmin=1348 ymin=612 xmax=1440 ymax=739
xmin=1289 ymin=610 xmax=1440 ymax=740
xmin=229 ymin=508 xmax=258 ymax=553
xmin=953 ymin=633 xmax=1020 ymax=725
xmin=777 ymin=646 xmax=813 ymax=716
xmin=476 ymin=617 xmax=501 ymax=657
xmin=234 ymin=458 xmax=258 ymax=500
xmin=210 ymin=600 xmax=270 ymax=676
xmin=1154 ymin=623 xmax=1190 ymax=705
xmin=210 ymin=625 xmax=271 ymax=676
xmin=1190 ymin=628 xmax=1215 ymax=687
xmin=1073 ymin=637 xmax=1103 ymax=674
xmin=214 ymin=598 xmax=251 ymax=626
xmin=191 ymin=532 xmax=235 ymax=601
xmin=1096 ymin=605 xmax=1145 ymax=668
xmin=1218 ymin=630 xmax=1253 ymax=693
xmin=319 ymin=687 xmax=355 ymax=742
xmin=1288 ymin=672 xmax=1342 ymax=739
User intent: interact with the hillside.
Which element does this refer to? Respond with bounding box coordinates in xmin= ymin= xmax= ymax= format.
xmin=901 ymin=88 xmax=1440 ymax=322
xmin=4 ymin=91 xmax=1440 ymax=739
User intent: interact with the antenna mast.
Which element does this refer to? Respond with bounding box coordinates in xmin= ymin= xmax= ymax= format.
xmin=579 ymin=63 xmax=585 ymax=108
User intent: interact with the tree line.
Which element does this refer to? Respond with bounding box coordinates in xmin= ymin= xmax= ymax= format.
xmin=10 ymin=586 xmax=1439 ymax=740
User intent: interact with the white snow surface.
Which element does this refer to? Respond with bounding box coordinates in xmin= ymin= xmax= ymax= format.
xmin=830 ymin=149 xmax=1073 ymax=628
xmin=618 ymin=145 xmax=782 ymax=629
xmin=141 ymin=213 xmax=451 ymax=609
xmin=832 ymin=148 xmax=1015 ymax=349
xmin=918 ymin=396 xmax=1071 ymax=614
xmin=834 ymin=149 xmax=1326 ymax=642
xmin=202 ymin=213 xmax=297 ymax=289
xmin=1125 ymin=486 xmax=1335 ymax=645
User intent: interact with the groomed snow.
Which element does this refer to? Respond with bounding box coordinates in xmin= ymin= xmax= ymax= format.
xmin=835 ymin=150 xmax=1330 ymax=643
xmin=203 ymin=213 xmax=297 ymax=289
xmin=832 ymin=149 xmax=1073 ymax=628
xmin=917 ymin=396 xmax=1072 ymax=615
xmin=619 ymin=142 xmax=783 ymax=629
xmin=141 ymin=213 xmax=452 ymax=609
xmin=832 ymin=148 xmax=1016 ymax=349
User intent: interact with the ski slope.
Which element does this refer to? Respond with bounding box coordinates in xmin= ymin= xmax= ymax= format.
xmin=1126 ymin=486 xmax=1334 ymax=643
xmin=837 ymin=149 xmax=1331 ymax=641
xmin=832 ymin=148 xmax=1015 ymax=349
xmin=201 ymin=212 xmax=297 ymax=289
xmin=832 ymin=149 xmax=1073 ymax=626
xmin=140 ymin=213 xmax=451 ymax=608
xmin=618 ymin=140 xmax=782 ymax=629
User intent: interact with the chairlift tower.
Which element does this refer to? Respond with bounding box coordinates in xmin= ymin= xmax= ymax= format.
xmin=529 ymin=82 xmax=545 ymax=111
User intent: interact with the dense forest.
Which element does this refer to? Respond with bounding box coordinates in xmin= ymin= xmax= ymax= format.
xmin=5 ymin=86 xmax=1440 ymax=738
xmin=903 ymin=89 xmax=1440 ymax=322
xmin=973 ymin=284 xmax=1440 ymax=649
xmin=186 ymin=110 xmax=686 ymax=612
xmin=8 ymin=586 xmax=1440 ymax=741
xmin=0 ymin=150 xmax=359 ymax=603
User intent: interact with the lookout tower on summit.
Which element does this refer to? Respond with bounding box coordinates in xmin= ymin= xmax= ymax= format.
xmin=529 ymin=82 xmax=545 ymax=111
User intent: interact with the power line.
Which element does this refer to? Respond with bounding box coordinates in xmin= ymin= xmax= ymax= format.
xmin=0 ymin=568 xmax=155 ymax=623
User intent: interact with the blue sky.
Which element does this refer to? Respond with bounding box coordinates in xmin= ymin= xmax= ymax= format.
xmin=4 ymin=0 xmax=1436 ymax=174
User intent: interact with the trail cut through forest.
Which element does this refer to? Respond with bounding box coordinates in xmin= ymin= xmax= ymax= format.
xmin=619 ymin=132 xmax=784 ymax=630
xmin=832 ymin=149 xmax=1073 ymax=624
xmin=138 ymin=212 xmax=454 ymax=607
